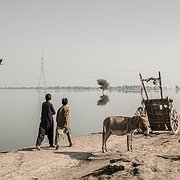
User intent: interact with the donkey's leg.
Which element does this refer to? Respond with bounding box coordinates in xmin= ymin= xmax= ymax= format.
xmin=104 ymin=131 xmax=111 ymax=152
xmin=102 ymin=125 xmax=108 ymax=153
xmin=127 ymin=134 xmax=131 ymax=151
xmin=102 ymin=128 xmax=105 ymax=153
xmin=130 ymin=133 xmax=133 ymax=150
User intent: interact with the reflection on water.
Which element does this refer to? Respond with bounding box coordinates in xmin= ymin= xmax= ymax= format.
xmin=38 ymin=89 xmax=48 ymax=107
xmin=97 ymin=94 xmax=109 ymax=106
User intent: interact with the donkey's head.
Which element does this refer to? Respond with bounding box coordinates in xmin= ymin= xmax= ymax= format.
xmin=131 ymin=115 xmax=150 ymax=134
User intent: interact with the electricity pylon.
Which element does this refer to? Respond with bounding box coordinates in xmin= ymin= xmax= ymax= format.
xmin=38 ymin=53 xmax=47 ymax=91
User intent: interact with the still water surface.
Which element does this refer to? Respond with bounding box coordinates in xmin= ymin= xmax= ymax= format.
xmin=0 ymin=89 xmax=179 ymax=152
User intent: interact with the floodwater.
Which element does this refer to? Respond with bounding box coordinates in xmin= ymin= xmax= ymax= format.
xmin=0 ymin=89 xmax=179 ymax=152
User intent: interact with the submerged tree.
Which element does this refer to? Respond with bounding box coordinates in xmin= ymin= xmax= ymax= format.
xmin=97 ymin=79 xmax=110 ymax=95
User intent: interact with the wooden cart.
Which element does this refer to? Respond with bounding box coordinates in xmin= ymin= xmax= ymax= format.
xmin=139 ymin=71 xmax=179 ymax=134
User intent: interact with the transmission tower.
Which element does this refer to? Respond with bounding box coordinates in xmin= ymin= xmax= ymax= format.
xmin=38 ymin=53 xmax=47 ymax=91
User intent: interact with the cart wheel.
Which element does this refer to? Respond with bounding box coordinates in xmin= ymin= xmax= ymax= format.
xmin=170 ymin=108 xmax=180 ymax=134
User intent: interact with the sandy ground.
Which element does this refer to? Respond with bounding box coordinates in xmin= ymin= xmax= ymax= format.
xmin=0 ymin=132 xmax=180 ymax=180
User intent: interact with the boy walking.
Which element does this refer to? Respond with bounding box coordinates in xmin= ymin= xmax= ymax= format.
xmin=36 ymin=93 xmax=56 ymax=150
xmin=55 ymin=98 xmax=72 ymax=149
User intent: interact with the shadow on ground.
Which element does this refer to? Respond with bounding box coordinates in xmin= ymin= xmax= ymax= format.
xmin=54 ymin=151 xmax=94 ymax=160
xmin=18 ymin=146 xmax=56 ymax=152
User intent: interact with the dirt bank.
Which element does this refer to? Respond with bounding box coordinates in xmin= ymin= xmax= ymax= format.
xmin=0 ymin=132 xmax=180 ymax=180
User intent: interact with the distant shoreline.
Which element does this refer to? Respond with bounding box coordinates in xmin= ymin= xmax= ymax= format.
xmin=0 ymin=85 xmax=177 ymax=91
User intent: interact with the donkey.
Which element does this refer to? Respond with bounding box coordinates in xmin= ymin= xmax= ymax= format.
xmin=102 ymin=115 xmax=149 ymax=153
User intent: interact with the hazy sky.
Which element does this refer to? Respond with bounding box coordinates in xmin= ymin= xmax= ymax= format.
xmin=1 ymin=0 xmax=180 ymax=87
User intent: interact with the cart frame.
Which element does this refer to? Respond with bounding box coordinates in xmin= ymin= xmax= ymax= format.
xmin=139 ymin=71 xmax=179 ymax=134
